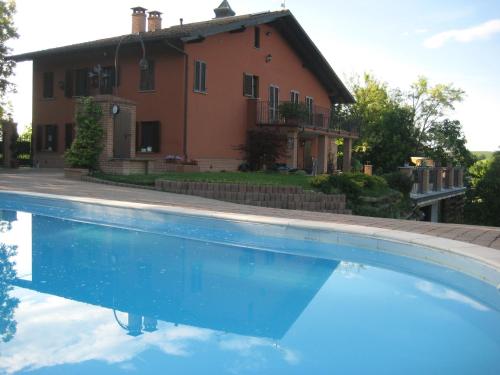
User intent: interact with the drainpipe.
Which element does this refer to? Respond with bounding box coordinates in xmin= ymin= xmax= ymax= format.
xmin=164 ymin=40 xmax=189 ymax=162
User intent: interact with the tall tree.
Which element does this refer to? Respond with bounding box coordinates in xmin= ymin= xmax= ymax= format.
xmin=426 ymin=119 xmax=475 ymax=167
xmin=466 ymin=151 xmax=500 ymax=227
xmin=408 ymin=76 xmax=464 ymax=154
xmin=351 ymin=74 xmax=418 ymax=173
xmin=0 ymin=0 xmax=18 ymax=121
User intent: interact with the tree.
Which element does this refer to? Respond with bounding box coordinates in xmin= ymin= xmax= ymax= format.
xmin=0 ymin=0 xmax=18 ymax=121
xmin=408 ymin=77 xmax=465 ymax=154
xmin=426 ymin=119 xmax=475 ymax=167
xmin=351 ymin=74 xmax=418 ymax=173
xmin=467 ymin=151 xmax=500 ymax=227
xmin=18 ymin=124 xmax=31 ymax=142
xmin=64 ymin=97 xmax=104 ymax=170
xmin=237 ymin=128 xmax=286 ymax=171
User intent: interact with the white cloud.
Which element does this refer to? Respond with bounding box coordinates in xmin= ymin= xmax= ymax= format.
xmin=415 ymin=281 xmax=489 ymax=312
xmin=424 ymin=19 xmax=500 ymax=48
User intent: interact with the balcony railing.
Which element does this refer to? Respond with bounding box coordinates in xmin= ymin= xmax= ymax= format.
xmin=256 ymin=101 xmax=360 ymax=136
xmin=402 ymin=166 xmax=465 ymax=195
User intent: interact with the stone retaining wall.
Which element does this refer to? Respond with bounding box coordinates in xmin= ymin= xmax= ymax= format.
xmin=155 ymin=180 xmax=351 ymax=214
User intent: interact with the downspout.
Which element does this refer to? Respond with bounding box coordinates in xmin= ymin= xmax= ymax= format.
xmin=164 ymin=40 xmax=189 ymax=162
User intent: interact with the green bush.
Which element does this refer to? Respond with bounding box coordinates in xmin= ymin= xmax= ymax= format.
xmin=236 ymin=128 xmax=286 ymax=171
xmin=64 ymin=97 xmax=103 ymax=170
xmin=310 ymin=174 xmax=332 ymax=193
xmin=382 ymin=172 xmax=413 ymax=197
xmin=279 ymin=102 xmax=309 ymax=123
xmin=346 ymin=173 xmax=388 ymax=190
xmin=328 ymin=174 xmax=363 ymax=201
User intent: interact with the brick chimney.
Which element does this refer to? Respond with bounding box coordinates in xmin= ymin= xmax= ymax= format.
xmin=131 ymin=7 xmax=147 ymax=33
xmin=147 ymin=11 xmax=162 ymax=32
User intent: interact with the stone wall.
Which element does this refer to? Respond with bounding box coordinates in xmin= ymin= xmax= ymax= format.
xmin=155 ymin=179 xmax=351 ymax=214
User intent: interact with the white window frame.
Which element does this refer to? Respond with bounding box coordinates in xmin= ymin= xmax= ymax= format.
xmin=194 ymin=60 xmax=207 ymax=93
xmin=269 ymin=85 xmax=280 ymax=123
xmin=290 ymin=90 xmax=300 ymax=104
xmin=243 ymin=73 xmax=259 ymax=98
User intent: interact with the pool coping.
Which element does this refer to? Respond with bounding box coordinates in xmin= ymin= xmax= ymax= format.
xmin=3 ymin=189 xmax=500 ymax=282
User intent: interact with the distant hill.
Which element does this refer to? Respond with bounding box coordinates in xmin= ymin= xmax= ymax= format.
xmin=472 ymin=151 xmax=494 ymax=160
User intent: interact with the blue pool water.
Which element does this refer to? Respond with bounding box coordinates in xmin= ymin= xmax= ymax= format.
xmin=0 ymin=193 xmax=499 ymax=374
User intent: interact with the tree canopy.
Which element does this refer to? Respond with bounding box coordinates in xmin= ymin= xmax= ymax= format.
xmin=350 ymin=74 xmax=473 ymax=173
xmin=0 ymin=0 xmax=18 ymax=121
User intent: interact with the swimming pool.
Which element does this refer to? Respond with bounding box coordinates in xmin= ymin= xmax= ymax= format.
xmin=0 ymin=192 xmax=499 ymax=374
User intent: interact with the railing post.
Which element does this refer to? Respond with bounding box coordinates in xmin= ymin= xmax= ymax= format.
xmin=342 ymin=137 xmax=352 ymax=172
xmin=445 ymin=165 xmax=454 ymax=189
xmin=457 ymin=167 xmax=464 ymax=187
xmin=418 ymin=167 xmax=429 ymax=194
xmin=434 ymin=167 xmax=443 ymax=191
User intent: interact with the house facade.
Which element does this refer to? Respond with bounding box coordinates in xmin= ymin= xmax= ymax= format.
xmin=12 ymin=2 xmax=358 ymax=174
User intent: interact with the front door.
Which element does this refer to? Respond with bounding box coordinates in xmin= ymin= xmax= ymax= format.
xmin=303 ymin=140 xmax=313 ymax=173
xmin=113 ymin=108 xmax=132 ymax=159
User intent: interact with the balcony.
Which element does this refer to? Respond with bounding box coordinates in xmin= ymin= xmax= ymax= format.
xmin=252 ymin=100 xmax=360 ymax=138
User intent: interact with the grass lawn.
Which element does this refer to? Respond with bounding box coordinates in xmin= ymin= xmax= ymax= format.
xmin=93 ymin=171 xmax=314 ymax=189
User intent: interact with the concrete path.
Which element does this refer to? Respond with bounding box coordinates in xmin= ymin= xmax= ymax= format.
xmin=1 ymin=168 xmax=500 ymax=251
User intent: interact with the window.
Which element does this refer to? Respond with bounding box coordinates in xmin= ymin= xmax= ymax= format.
xmin=43 ymin=72 xmax=54 ymax=98
xmin=194 ymin=60 xmax=207 ymax=93
xmin=64 ymin=70 xmax=74 ymax=98
xmin=100 ymin=66 xmax=116 ymax=94
xmin=243 ymin=74 xmax=259 ymax=98
xmin=290 ymin=90 xmax=300 ymax=104
xmin=65 ymin=123 xmax=75 ymax=149
xmin=254 ymin=27 xmax=261 ymax=48
xmin=269 ymin=85 xmax=280 ymax=122
xmin=137 ymin=121 xmax=160 ymax=153
xmin=305 ymin=96 xmax=314 ymax=124
xmin=36 ymin=124 xmax=58 ymax=152
xmin=74 ymin=68 xmax=89 ymax=96
xmin=139 ymin=60 xmax=155 ymax=91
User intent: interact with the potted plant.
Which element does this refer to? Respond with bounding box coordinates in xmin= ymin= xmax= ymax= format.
xmin=279 ymin=102 xmax=308 ymax=126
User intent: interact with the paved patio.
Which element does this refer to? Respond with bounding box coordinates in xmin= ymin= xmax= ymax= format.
xmin=1 ymin=168 xmax=500 ymax=251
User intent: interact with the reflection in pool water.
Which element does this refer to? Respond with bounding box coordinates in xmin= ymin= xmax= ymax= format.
xmin=0 ymin=208 xmax=499 ymax=375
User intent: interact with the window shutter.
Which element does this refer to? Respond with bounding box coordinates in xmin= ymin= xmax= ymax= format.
xmin=201 ymin=62 xmax=206 ymax=92
xmin=243 ymin=74 xmax=252 ymax=96
xmin=36 ymin=125 xmax=43 ymax=151
xmin=194 ymin=61 xmax=200 ymax=91
xmin=52 ymin=125 xmax=59 ymax=152
xmin=253 ymin=76 xmax=259 ymax=99
xmin=64 ymin=70 xmax=73 ymax=98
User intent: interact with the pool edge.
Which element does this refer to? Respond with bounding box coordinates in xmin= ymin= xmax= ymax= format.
xmin=2 ymin=189 xmax=499 ymax=280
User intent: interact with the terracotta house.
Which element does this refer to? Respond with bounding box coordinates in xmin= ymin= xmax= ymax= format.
xmin=12 ymin=1 xmax=358 ymax=174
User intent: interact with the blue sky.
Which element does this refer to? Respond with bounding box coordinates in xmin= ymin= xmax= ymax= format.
xmin=7 ymin=0 xmax=500 ymax=150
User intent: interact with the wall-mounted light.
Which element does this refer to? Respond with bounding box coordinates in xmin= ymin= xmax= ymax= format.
xmin=266 ymin=31 xmax=272 ymax=36
xmin=265 ymin=54 xmax=272 ymax=63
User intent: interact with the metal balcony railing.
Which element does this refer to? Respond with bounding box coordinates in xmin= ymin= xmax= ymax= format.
xmin=256 ymin=101 xmax=360 ymax=136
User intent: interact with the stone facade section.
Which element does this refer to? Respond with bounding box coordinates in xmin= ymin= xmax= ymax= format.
xmin=155 ymin=179 xmax=351 ymax=214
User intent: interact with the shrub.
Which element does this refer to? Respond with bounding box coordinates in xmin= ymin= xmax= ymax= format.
xmin=328 ymin=174 xmax=363 ymax=201
xmin=236 ymin=128 xmax=286 ymax=171
xmin=347 ymin=173 xmax=388 ymax=190
xmin=310 ymin=174 xmax=331 ymax=193
xmin=382 ymin=172 xmax=414 ymax=197
xmin=64 ymin=97 xmax=103 ymax=170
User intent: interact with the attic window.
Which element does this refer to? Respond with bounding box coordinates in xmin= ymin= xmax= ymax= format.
xmin=254 ymin=27 xmax=261 ymax=49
